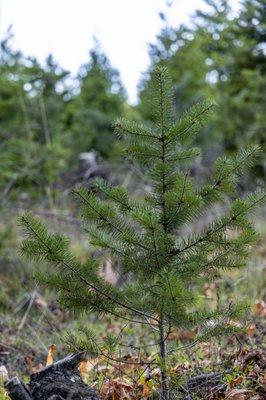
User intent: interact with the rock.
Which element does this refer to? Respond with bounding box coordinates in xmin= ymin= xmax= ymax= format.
xmin=78 ymin=151 xmax=105 ymax=181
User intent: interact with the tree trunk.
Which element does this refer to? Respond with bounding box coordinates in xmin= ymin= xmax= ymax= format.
xmin=159 ymin=319 xmax=170 ymax=400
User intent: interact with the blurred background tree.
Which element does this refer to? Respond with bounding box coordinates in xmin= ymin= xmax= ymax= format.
xmin=64 ymin=44 xmax=126 ymax=159
xmin=0 ymin=31 xmax=69 ymax=199
xmin=138 ymin=0 xmax=265 ymax=182
xmin=0 ymin=0 xmax=265 ymax=202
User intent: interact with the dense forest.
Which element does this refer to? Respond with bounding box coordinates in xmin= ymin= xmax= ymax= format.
xmin=0 ymin=1 xmax=265 ymax=400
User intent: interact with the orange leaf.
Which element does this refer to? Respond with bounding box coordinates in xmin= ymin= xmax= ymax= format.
xmin=139 ymin=373 xmax=154 ymax=398
xmin=246 ymin=324 xmax=256 ymax=337
xmin=46 ymin=344 xmax=57 ymax=366
xmin=229 ymin=375 xmax=244 ymax=388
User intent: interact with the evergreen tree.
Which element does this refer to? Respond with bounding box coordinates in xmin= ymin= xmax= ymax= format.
xmin=140 ymin=0 xmax=266 ymax=180
xmin=65 ymin=44 xmax=126 ymax=158
xmin=139 ymin=25 xmax=208 ymax=119
xmin=0 ymin=32 xmax=69 ymax=199
xmin=19 ymin=67 xmax=264 ymax=399
xmin=196 ymin=0 xmax=266 ymax=178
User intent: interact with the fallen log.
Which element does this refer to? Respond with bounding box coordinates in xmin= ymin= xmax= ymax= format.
xmin=185 ymin=371 xmax=226 ymax=398
xmin=187 ymin=371 xmax=224 ymax=391
xmin=5 ymin=353 xmax=99 ymax=400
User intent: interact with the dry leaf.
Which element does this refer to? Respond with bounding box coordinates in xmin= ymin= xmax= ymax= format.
xmin=139 ymin=373 xmax=154 ymax=398
xmin=254 ymin=300 xmax=266 ymax=317
xmin=168 ymin=328 xmax=196 ymax=341
xmin=100 ymin=260 xmax=118 ymax=286
xmin=0 ymin=366 xmax=9 ymax=382
xmin=24 ymin=356 xmax=43 ymax=373
xmin=103 ymin=378 xmax=133 ymax=400
xmin=229 ymin=375 xmax=244 ymax=388
xmin=204 ymin=282 xmax=218 ymax=299
xmin=78 ymin=358 xmax=100 ymax=380
xmin=226 ymin=388 xmax=251 ymax=399
xmin=46 ymin=344 xmax=57 ymax=366
xmin=34 ymin=294 xmax=48 ymax=309
xmin=246 ymin=324 xmax=256 ymax=337
xmin=141 ymin=382 xmax=152 ymax=398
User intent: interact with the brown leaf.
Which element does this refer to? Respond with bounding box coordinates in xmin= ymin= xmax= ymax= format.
xmin=102 ymin=378 xmax=133 ymax=400
xmin=204 ymin=282 xmax=218 ymax=299
xmin=242 ymin=350 xmax=265 ymax=371
xmin=168 ymin=328 xmax=196 ymax=341
xmin=138 ymin=373 xmax=154 ymax=398
xmin=78 ymin=358 xmax=100 ymax=380
xmin=34 ymin=294 xmax=48 ymax=309
xmin=229 ymin=375 xmax=244 ymax=388
xmin=225 ymin=389 xmax=251 ymax=399
xmin=254 ymin=300 xmax=266 ymax=317
xmin=46 ymin=344 xmax=57 ymax=366
xmin=246 ymin=324 xmax=256 ymax=337
xmin=24 ymin=356 xmax=43 ymax=374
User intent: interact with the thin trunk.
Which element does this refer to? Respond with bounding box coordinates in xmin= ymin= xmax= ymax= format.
xmin=158 ymin=71 xmax=170 ymax=400
xmin=39 ymin=92 xmax=51 ymax=146
xmin=159 ymin=318 xmax=170 ymax=400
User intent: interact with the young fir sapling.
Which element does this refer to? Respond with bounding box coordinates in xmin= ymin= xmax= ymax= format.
xmin=20 ymin=67 xmax=264 ymax=400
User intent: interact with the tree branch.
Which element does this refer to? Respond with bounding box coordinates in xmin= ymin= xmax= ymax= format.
xmin=21 ymin=216 xmax=159 ymax=323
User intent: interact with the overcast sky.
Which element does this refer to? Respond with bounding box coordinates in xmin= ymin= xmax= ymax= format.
xmin=0 ymin=0 xmax=239 ymax=103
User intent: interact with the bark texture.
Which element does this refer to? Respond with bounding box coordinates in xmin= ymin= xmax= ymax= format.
xmin=5 ymin=353 xmax=99 ymax=400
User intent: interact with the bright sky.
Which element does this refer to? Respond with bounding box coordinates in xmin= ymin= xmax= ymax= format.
xmin=0 ymin=0 xmax=239 ymax=103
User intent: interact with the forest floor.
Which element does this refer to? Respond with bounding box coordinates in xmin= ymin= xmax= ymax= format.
xmin=0 ymin=207 xmax=265 ymax=400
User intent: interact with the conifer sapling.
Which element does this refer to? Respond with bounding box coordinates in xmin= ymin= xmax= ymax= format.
xmin=19 ymin=67 xmax=265 ymax=400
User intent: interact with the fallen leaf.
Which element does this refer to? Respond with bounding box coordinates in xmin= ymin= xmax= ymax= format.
xmin=246 ymin=324 xmax=256 ymax=337
xmin=225 ymin=388 xmax=251 ymax=399
xmin=101 ymin=378 xmax=133 ymax=400
xmin=229 ymin=375 xmax=244 ymax=388
xmin=46 ymin=344 xmax=57 ymax=366
xmin=78 ymin=358 xmax=100 ymax=380
xmin=254 ymin=300 xmax=266 ymax=317
xmin=24 ymin=356 xmax=43 ymax=373
xmin=0 ymin=366 xmax=9 ymax=382
xmin=34 ymin=294 xmax=48 ymax=309
xmin=100 ymin=260 xmax=118 ymax=286
xmin=138 ymin=372 xmax=154 ymax=398
xmin=242 ymin=350 xmax=265 ymax=371
xmin=204 ymin=282 xmax=218 ymax=299
xmin=168 ymin=329 xmax=196 ymax=341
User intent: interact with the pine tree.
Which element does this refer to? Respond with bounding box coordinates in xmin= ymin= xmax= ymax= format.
xmin=197 ymin=0 xmax=266 ymax=178
xmin=0 ymin=32 xmax=69 ymax=199
xmin=65 ymin=44 xmax=126 ymax=158
xmin=140 ymin=0 xmax=266 ymax=180
xmin=19 ymin=67 xmax=264 ymax=400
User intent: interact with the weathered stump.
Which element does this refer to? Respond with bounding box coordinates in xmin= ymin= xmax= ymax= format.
xmin=5 ymin=353 xmax=99 ymax=400
xmin=5 ymin=377 xmax=33 ymax=400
